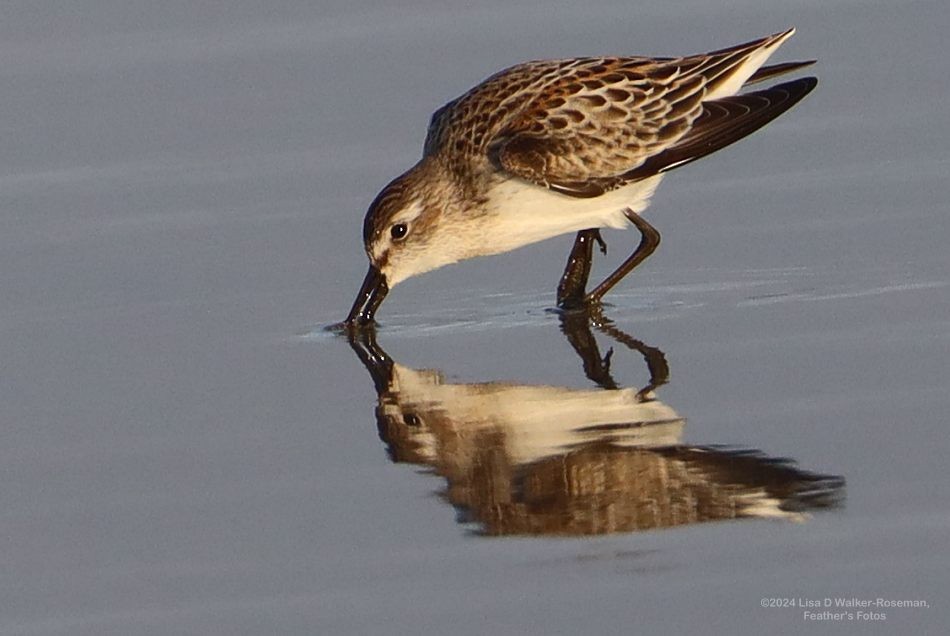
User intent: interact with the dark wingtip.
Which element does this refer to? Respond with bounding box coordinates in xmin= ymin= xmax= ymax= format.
xmin=745 ymin=60 xmax=817 ymax=86
xmin=622 ymin=75 xmax=819 ymax=182
xmin=786 ymin=75 xmax=819 ymax=96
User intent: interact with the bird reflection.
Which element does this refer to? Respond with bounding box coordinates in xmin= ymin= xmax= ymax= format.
xmin=346 ymin=312 xmax=844 ymax=537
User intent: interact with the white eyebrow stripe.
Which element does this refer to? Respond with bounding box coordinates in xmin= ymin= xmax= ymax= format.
xmin=372 ymin=198 xmax=425 ymax=261
xmin=398 ymin=198 xmax=424 ymax=224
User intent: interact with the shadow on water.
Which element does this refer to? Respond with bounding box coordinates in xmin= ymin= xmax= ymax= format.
xmin=345 ymin=311 xmax=844 ymax=537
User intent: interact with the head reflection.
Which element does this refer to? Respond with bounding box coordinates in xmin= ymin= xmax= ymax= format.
xmin=347 ymin=313 xmax=843 ymax=537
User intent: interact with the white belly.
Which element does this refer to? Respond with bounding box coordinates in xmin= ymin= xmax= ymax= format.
xmin=480 ymin=175 xmax=663 ymax=256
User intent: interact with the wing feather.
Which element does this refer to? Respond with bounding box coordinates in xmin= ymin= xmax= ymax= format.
xmin=621 ymin=77 xmax=818 ymax=182
xmin=746 ymin=60 xmax=816 ymax=85
xmin=483 ymin=30 xmax=806 ymax=196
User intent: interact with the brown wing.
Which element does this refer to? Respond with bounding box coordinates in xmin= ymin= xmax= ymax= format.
xmin=490 ymin=61 xmax=708 ymax=196
xmin=621 ymin=77 xmax=818 ymax=183
xmin=488 ymin=31 xmax=808 ymax=197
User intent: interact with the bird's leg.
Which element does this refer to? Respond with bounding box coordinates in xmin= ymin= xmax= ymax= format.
xmin=584 ymin=209 xmax=660 ymax=306
xmin=557 ymin=229 xmax=605 ymax=309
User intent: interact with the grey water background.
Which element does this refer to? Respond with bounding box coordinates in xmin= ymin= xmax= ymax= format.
xmin=2 ymin=0 xmax=948 ymax=633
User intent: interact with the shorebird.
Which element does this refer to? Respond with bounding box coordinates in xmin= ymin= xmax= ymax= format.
xmin=344 ymin=29 xmax=816 ymax=325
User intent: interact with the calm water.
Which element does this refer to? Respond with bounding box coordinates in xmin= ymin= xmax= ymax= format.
xmin=2 ymin=2 xmax=947 ymax=634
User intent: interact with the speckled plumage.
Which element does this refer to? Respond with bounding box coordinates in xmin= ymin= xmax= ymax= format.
xmin=423 ymin=29 xmax=805 ymax=196
xmin=345 ymin=29 xmax=817 ymax=325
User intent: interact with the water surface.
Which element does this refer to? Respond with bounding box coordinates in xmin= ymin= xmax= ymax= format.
xmin=2 ymin=1 xmax=947 ymax=634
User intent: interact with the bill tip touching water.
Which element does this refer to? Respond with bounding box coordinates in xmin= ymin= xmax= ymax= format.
xmin=341 ymin=29 xmax=817 ymax=327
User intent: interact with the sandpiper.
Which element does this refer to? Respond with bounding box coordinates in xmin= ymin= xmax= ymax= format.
xmin=344 ymin=29 xmax=816 ymax=325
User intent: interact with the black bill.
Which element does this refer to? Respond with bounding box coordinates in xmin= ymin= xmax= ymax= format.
xmin=345 ymin=265 xmax=389 ymax=326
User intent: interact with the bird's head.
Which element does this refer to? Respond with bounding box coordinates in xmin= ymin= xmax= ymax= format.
xmin=345 ymin=164 xmax=469 ymax=325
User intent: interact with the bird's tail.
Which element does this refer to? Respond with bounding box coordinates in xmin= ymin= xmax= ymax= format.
xmin=686 ymin=28 xmax=801 ymax=100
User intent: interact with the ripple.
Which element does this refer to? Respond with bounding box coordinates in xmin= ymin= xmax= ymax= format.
xmin=738 ymin=280 xmax=948 ymax=307
xmin=300 ymin=267 xmax=947 ymax=341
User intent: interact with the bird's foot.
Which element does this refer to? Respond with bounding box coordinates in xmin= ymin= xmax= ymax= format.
xmin=555 ymin=294 xmax=609 ymax=314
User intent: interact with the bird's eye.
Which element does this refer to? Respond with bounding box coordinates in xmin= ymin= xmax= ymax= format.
xmin=390 ymin=223 xmax=408 ymax=240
